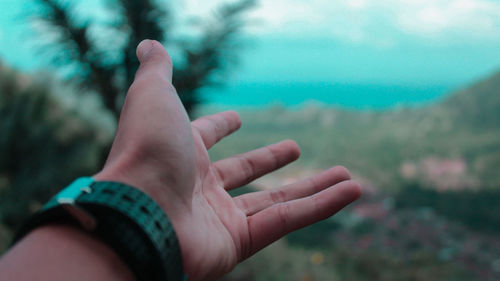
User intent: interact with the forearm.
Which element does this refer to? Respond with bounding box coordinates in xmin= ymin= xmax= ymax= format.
xmin=0 ymin=224 xmax=135 ymax=281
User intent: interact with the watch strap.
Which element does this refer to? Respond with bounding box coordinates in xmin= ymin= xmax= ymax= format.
xmin=14 ymin=178 xmax=186 ymax=281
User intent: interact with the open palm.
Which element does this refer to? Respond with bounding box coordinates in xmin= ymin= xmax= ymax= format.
xmin=95 ymin=40 xmax=361 ymax=281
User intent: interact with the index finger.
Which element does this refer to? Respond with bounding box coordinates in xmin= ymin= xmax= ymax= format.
xmin=191 ymin=111 xmax=242 ymax=149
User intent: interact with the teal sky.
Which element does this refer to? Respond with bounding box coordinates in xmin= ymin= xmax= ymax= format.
xmin=1 ymin=0 xmax=499 ymax=107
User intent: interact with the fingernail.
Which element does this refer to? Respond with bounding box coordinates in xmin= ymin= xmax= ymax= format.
xmin=137 ymin=39 xmax=155 ymax=62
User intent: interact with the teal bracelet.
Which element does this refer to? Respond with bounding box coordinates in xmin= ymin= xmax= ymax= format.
xmin=14 ymin=177 xmax=187 ymax=281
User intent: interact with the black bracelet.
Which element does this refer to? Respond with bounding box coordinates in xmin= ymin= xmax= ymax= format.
xmin=13 ymin=177 xmax=187 ymax=281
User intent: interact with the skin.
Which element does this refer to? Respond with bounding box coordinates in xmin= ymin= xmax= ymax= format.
xmin=0 ymin=40 xmax=361 ymax=281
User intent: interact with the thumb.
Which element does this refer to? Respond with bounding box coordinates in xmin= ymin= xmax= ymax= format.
xmin=135 ymin=39 xmax=173 ymax=82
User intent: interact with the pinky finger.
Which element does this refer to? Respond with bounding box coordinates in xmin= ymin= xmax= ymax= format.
xmin=245 ymin=180 xmax=361 ymax=258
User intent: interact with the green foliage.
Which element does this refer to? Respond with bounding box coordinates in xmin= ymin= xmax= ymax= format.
xmin=0 ymin=63 xmax=103 ymax=231
xmin=285 ymin=219 xmax=340 ymax=248
xmin=395 ymin=182 xmax=500 ymax=233
xmin=173 ymin=0 xmax=256 ymax=113
xmin=223 ymin=232 xmax=476 ymax=281
xmin=222 ymin=240 xmax=340 ymax=281
xmin=331 ymin=247 xmax=473 ymax=281
xmin=207 ymin=71 xmax=500 ymax=190
xmin=212 ymin=70 xmax=500 ymax=280
xmin=443 ymin=71 xmax=500 ymax=129
xmin=34 ymin=0 xmax=256 ymax=118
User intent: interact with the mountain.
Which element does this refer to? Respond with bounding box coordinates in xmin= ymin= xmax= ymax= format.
xmin=207 ymin=69 xmax=500 ymax=191
xmin=442 ymin=70 xmax=500 ymax=129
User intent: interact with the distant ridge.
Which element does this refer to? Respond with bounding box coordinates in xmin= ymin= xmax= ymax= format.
xmin=443 ymin=70 xmax=500 ymax=128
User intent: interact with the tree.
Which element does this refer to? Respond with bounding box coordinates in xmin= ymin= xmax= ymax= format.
xmin=0 ymin=62 xmax=105 ymax=233
xmin=34 ymin=0 xmax=256 ymax=118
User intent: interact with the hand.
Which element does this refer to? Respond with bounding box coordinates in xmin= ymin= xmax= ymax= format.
xmin=94 ymin=40 xmax=362 ymax=281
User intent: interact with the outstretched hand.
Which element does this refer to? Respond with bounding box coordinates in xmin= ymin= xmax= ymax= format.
xmin=95 ymin=40 xmax=361 ymax=281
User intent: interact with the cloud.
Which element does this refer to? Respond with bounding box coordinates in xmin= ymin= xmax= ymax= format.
xmin=244 ymin=0 xmax=500 ymax=46
xmin=395 ymin=0 xmax=500 ymax=39
xmin=171 ymin=0 xmax=500 ymax=48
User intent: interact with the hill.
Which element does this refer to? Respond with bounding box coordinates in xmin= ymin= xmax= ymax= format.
xmin=216 ymin=70 xmax=500 ymax=281
xmin=205 ymin=70 xmax=500 ymax=191
xmin=443 ymin=70 xmax=500 ymax=129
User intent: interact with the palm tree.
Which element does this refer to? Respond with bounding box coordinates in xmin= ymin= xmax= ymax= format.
xmin=34 ymin=0 xmax=256 ymax=118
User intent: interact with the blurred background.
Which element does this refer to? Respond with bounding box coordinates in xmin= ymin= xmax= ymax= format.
xmin=1 ymin=0 xmax=500 ymax=280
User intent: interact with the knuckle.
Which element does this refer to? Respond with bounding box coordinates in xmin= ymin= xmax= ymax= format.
xmin=155 ymin=71 xmax=171 ymax=83
xmin=235 ymin=196 xmax=252 ymax=215
xmin=214 ymin=166 xmax=227 ymax=185
xmin=239 ymin=155 xmax=257 ymax=183
xmin=139 ymin=72 xmax=170 ymax=86
xmin=311 ymin=195 xmax=325 ymax=219
xmin=307 ymin=176 xmax=320 ymax=192
xmin=276 ymin=203 xmax=291 ymax=226
xmin=269 ymin=189 xmax=287 ymax=204
xmin=148 ymin=41 xmax=174 ymax=66
xmin=265 ymin=146 xmax=281 ymax=170
xmin=128 ymin=73 xmax=175 ymax=101
xmin=134 ymin=64 xmax=173 ymax=84
xmin=207 ymin=117 xmax=224 ymax=137
xmin=199 ymin=118 xmax=219 ymax=146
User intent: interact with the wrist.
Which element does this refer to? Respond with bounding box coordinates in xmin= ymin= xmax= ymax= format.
xmin=1 ymin=224 xmax=135 ymax=281
xmin=11 ymin=177 xmax=186 ymax=281
xmin=94 ymin=156 xmax=191 ymax=217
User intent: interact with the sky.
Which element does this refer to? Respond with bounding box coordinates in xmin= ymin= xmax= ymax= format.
xmin=0 ymin=0 xmax=499 ymax=107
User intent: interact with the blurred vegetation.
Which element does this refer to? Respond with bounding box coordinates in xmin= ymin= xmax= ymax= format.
xmin=1 ymin=59 xmax=499 ymax=278
xmin=331 ymin=248 xmax=473 ymax=281
xmin=210 ymin=69 xmax=500 ymax=281
xmin=223 ymin=233 xmax=475 ymax=281
xmin=1 ymin=0 xmax=256 ymax=253
xmin=1 ymin=2 xmax=499 ymax=278
xmin=443 ymin=71 xmax=500 ymax=129
xmin=34 ymin=0 xmax=255 ymax=118
xmin=208 ymin=70 xmax=500 ymax=190
xmin=34 ymin=0 xmax=256 ymax=167
xmin=395 ymin=182 xmax=500 ymax=233
xmin=0 ymin=63 xmax=107 ymax=248
xmin=223 ymin=198 xmax=500 ymax=281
